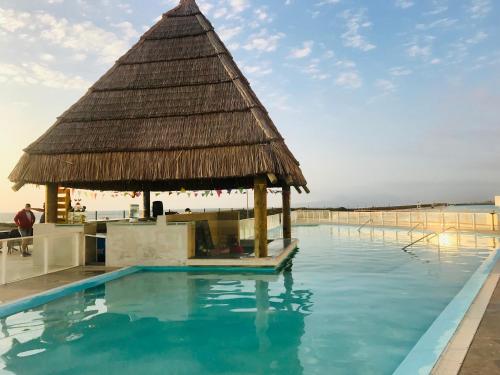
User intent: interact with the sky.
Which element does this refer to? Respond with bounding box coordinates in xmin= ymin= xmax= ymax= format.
xmin=0 ymin=0 xmax=499 ymax=212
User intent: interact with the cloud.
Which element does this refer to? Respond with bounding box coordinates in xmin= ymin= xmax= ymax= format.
xmin=465 ymin=31 xmax=488 ymax=44
xmin=228 ymin=0 xmax=249 ymax=13
xmin=416 ymin=18 xmax=457 ymax=31
xmin=240 ymin=62 xmax=273 ymax=77
xmin=335 ymin=71 xmax=362 ymax=89
xmin=341 ymin=9 xmax=376 ymax=52
xmin=407 ymin=44 xmax=431 ymax=59
xmin=289 ymin=41 xmax=314 ymax=59
xmin=0 ymin=8 xmax=30 ymax=32
xmin=316 ymin=0 xmax=341 ymax=6
xmin=243 ymin=30 xmax=285 ymax=52
xmin=0 ymin=8 xmax=138 ymax=64
xmin=218 ymin=26 xmax=243 ymax=42
xmin=395 ymin=0 xmax=414 ymax=9
xmin=302 ymin=59 xmax=330 ymax=80
xmin=0 ymin=62 xmax=90 ymax=89
xmin=425 ymin=6 xmax=448 ymax=16
xmin=375 ymin=79 xmax=396 ymax=94
xmin=469 ymin=0 xmax=492 ymax=19
xmin=389 ymin=67 xmax=412 ymax=76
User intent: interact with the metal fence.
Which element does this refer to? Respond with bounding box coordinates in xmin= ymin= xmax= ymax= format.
xmin=0 ymin=232 xmax=81 ymax=285
xmin=293 ymin=210 xmax=499 ymax=232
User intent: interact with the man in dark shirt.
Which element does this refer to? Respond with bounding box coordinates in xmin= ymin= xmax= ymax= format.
xmin=13 ymin=204 xmax=36 ymax=257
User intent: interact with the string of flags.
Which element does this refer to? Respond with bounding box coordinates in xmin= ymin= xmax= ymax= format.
xmin=69 ymin=188 xmax=283 ymax=200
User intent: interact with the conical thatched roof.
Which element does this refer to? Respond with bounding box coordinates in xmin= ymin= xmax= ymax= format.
xmin=9 ymin=0 xmax=307 ymax=192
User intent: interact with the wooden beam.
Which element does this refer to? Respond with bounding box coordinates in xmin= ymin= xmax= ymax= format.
xmin=303 ymin=185 xmax=311 ymax=194
xmin=282 ymin=185 xmax=292 ymax=239
xmin=294 ymin=186 xmax=302 ymax=194
xmin=143 ymin=190 xmax=151 ymax=219
xmin=45 ymin=183 xmax=58 ymax=224
xmin=267 ymin=173 xmax=278 ymax=185
xmin=11 ymin=182 xmax=24 ymax=192
xmin=254 ymin=175 xmax=268 ymax=258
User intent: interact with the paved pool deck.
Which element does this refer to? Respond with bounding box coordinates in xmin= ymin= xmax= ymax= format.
xmin=459 ymin=277 xmax=500 ymax=374
xmin=0 ymin=266 xmax=117 ymax=305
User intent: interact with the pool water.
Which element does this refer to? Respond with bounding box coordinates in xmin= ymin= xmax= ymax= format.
xmin=0 ymin=225 xmax=496 ymax=375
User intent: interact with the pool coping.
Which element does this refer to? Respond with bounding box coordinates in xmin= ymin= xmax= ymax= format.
xmin=430 ymin=260 xmax=500 ymax=374
xmin=0 ymin=261 xmax=295 ymax=319
xmin=393 ymin=248 xmax=500 ymax=375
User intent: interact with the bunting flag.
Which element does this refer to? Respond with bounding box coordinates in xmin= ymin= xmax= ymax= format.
xmin=68 ymin=188 xmax=285 ymax=200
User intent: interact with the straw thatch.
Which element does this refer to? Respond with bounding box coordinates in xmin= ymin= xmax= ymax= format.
xmin=9 ymin=0 xmax=307 ymax=192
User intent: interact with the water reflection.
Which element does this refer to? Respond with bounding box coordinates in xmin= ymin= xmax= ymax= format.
xmin=329 ymin=225 xmax=498 ymax=251
xmin=0 ymin=268 xmax=313 ymax=374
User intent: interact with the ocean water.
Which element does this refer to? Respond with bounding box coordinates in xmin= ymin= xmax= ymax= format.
xmin=0 ymin=225 xmax=495 ymax=375
xmin=0 ymin=211 xmax=124 ymax=224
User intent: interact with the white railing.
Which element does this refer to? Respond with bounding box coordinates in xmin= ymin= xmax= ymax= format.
xmin=0 ymin=231 xmax=81 ymax=285
xmin=293 ymin=210 xmax=499 ymax=232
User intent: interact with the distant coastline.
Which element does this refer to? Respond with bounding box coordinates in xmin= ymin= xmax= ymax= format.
xmin=1 ymin=202 xmax=497 ymax=227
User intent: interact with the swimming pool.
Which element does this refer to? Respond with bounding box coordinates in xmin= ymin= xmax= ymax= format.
xmin=0 ymin=225 xmax=498 ymax=374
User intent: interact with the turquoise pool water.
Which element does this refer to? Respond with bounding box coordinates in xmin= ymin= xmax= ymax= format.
xmin=0 ymin=225 xmax=496 ymax=375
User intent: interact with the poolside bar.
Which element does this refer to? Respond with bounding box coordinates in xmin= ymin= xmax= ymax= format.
xmin=8 ymin=0 xmax=308 ymax=268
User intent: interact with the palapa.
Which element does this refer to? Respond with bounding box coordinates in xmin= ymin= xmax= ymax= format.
xmin=9 ymin=0 xmax=307 ymax=192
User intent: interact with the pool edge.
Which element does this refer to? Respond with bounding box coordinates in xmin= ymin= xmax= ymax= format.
xmin=0 ymin=266 xmax=140 ymax=319
xmin=393 ymin=248 xmax=500 ymax=375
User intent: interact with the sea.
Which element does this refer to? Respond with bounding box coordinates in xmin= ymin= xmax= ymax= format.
xmin=0 ymin=208 xmax=236 ymax=224
xmin=0 ymin=210 xmax=127 ymax=224
xmin=1 ymin=205 xmax=497 ymax=224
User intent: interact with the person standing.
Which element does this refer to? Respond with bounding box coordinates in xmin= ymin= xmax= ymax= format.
xmin=32 ymin=204 xmax=45 ymax=223
xmin=14 ymin=204 xmax=36 ymax=257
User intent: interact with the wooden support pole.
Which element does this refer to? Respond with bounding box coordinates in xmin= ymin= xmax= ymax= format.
xmin=143 ymin=190 xmax=151 ymax=219
xmin=45 ymin=183 xmax=58 ymax=223
xmin=282 ymin=185 xmax=292 ymax=239
xmin=254 ymin=176 xmax=268 ymax=258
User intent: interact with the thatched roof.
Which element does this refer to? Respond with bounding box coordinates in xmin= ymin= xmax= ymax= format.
xmin=9 ymin=0 xmax=307 ymax=192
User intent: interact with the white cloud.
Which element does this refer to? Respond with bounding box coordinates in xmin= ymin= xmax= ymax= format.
xmin=389 ymin=67 xmax=412 ymax=76
xmin=0 ymin=8 xmax=30 ymax=32
xmin=301 ymin=58 xmax=330 ymax=80
xmin=316 ymin=0 xmax=341 ymax=6
xmin=466 ymin=31 xmax=488 ymax=44
xmin=218 ymin=26 xmax=242 ymax=42
xmin=112 ymin=21 xmax=139 ymax=40
xmin=395 ymin=0 xmax=414 ymax=9
xmin=469 ymin=0 xmax=492 ymax=19
xmin=425 ymin=6 xmax=448 ymax=16
xmin=0 ymin=62 xmax=90 ymax=89
xmin=40 ymin=53 xmax=55 ymax=62
xmin=0 ymin=8 xmax=138 ymax=64
xmin=229 ymin=0 xmax=249 ymax=13
xmin=375 ymin=79 xmax=396 ymax=94
xmin=407 ymin=44 xmax=431 ymax=59
xmin=289 ymin=41 xmax=313 ymax=59
xmin=341 ymin=9 xmax=376 ymax=52
xmin=335 ymin=71 xmax=362 ymax=89
xmin=240 ymin=62 xmax=273 ymax=77
xmin=416 ymin=18 xmax=457 ymax=31
xmin=243 ymin=30 xmax=285 ymax=52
